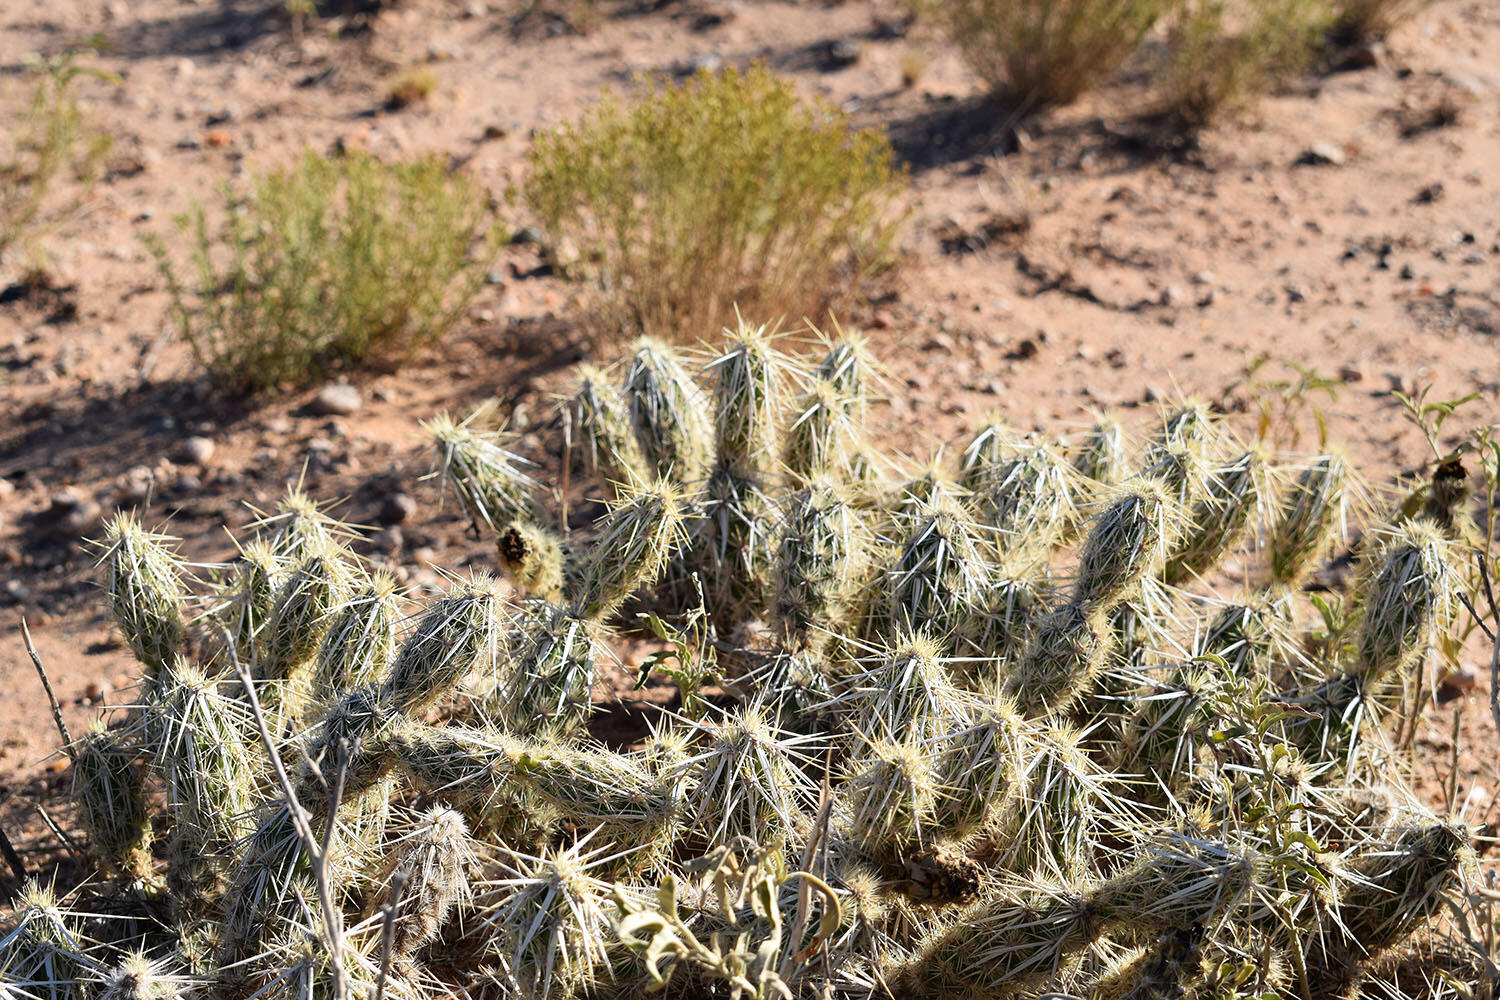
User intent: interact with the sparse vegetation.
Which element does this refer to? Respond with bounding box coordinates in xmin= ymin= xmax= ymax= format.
xmin=525 ymin=66 xmax=904 ymax=344
xmin=925 ymin=0 xmax=1177 ymax=109
xmin=1158 ymin=0 xmax=1336 ymax=127
xmin=0 ymin=52 xmax=114 ymax=276
xmin=1330 ymin=0 xmax=1429 ymax=41
xmin=384 ymin=66 xmax=439 ymax=110
xmin=146 ymin=149 xmax=501 ymax=394
xmin=7 ymin=320 xmax=1495 ymax=1000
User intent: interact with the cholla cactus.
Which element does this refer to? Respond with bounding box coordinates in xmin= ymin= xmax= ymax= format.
xmin=218 ymin=539 xmax=284 ymax=658
xmin=1352 ymin=519 xmax=1460 ymax=687
xmin=371 ymin=807 xmax=479 ymax=958
xmin=1270 ymin=452 xmax=1351 ymax=584
xmin=496 ymin=519 xmax=569 ymax=601
xmin=1163 ymin=448 xmax=1266 ymax=583
xmin=1003 ymin=602 xmax=1108 ymax=718
xmin=1073 ymin=483 xmax=1174 ymax=611
xmin=496 ymin=602 xmax=602 ymax=736
xmin=89 ymin=951 xmax=185 ymax=1000
xmin=425 ymin=406 xmax=547 ymax=535
xmin=569 ymin=363 xmax=644 ymax=486
xmin=479 ymin=843 xmax=624 ymax=1000
xmin=573 ymin=477 xmax=690 ymax=620
xmin=0 ymin=880 xmax=94 ymax=1000
xmin=872 ymin=490 xmax=992 ymax=649
xmin=623 ymin=337 xmax=712 ymax=482
xmin=384 ymin=574 xmax=505 ymax=714
xmin=969 ymin=434 xmax=1078 ymax=554
xmin=30 ymin=327 xmax=1490 ymax=1000
xmin=770 ymin=477 xmax=865 ymax=655
xmin=833 ymin=631 xmax=966 ymax=743
xmin=98 ymin=513 xmax=187 ymax=675
xmin=673 ymin=705 xmax=818 ymax=851
xmin=153 ymin=660 xmax=258 ymax=887
xmin=312 ymin=572 xmax=399 ymax=695
xmin=71 ymin=720 xmax=153 ymax=880
xmin=1069 ymin=415 xmax=1129 ymax=488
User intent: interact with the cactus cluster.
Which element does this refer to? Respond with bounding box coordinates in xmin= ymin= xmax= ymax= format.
xmin=3 ymin=324 xmax=1492 ymax=1000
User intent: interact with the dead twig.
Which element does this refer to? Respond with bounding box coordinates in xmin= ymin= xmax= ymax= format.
xmin=227 ymin=630 xmax=351 ymax=1000
xmin=0 ymin=822 xmax=27 ymax=883
xmin=22 ymin=618 xmax=72 ymax=755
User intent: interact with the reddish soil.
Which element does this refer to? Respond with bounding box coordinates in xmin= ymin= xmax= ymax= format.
xmin=2 ymin=0 xmax=1497 ymax=885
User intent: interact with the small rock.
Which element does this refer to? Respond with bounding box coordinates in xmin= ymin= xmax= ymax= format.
xmin=1143 ymin=384 xmax=1167 ymax=403
xmin=824 ymin=38 xmax=861 ymax=69
xmin=481 ymin=123 xmax=508 ymax=140
xmin=1161 ymin=285 xmax=1189 ymax=308
xmin=48 ymin=490 xmax=83 ymax=515
xmin=1296 ymin=142 xmax=1347 ymax=167
xmin=871 ymin=309 xmax=895 ymax=330
xmin=1009 ymin=337 xmax=1039 ymax=360
xmin=307 ymin=437 xmax=337 ymax=454
xmin=370 ymin=527 xmax=404 ymax=554
xmin=5 ymin=578 xmax=30 ymax=603
xmin=510 ymin=226 xmax=545 ymax=246
xmin=62 ymin=499 xmax=105 ymax=537
xmin=310 ymin=383 xmax=362 ymax=416
xmin=174 ymin=435 xmax=216 ymax=465
xmin=265 ymin=417 xmax=293 ymax=434
xmin=378 ymin=492 xmax=417 ymax=526
xmin=983 ymin=378 xmax=1006 ymax=395
xmin=174 ymin=473 xmax=202 ymax=494
xmin=1191 ymin=270 xmax=1215 ymax=286
xmin=1411 ymin=182 xmax=1444 ymax=204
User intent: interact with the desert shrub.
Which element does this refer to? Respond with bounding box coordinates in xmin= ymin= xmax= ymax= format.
xmin=146 ymin=149 xmax=500 ymax=394
xmin=384 ymin=66 xmax=438 ymax=110
xmin=525 ymin=66 xmax=904 ymax=344
xmin=8 ymin=320 xmax=1497 ymax=1000
xmin=0 ymin=53 xmax=114 ymax=274
xmin=1158 ymin=0 xmax=1336 ymax=127
xmin=1329 ymin=0 xmax=1427 ymax=41
xmin=925 ymin=0 xmax=1178 ymax=109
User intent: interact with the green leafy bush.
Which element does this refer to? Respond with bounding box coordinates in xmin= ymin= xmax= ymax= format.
xmin=0 ymin=53 xmax=114 ymax=274
xmin=925 ymin=0 xmax=1177 ymax=109
xmin=1158 ymin=0 xmax=1335 ymax=127
xmin=525 ymin=66 xmax=904 ymax=344
xmin=146 ymin=149 xmax=500 ymax=394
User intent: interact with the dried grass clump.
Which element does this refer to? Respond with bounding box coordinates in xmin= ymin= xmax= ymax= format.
xmin=147 ymin=148 xmax=501 ymax=394
xmin=526 ymin=66 xmax=904 ymax=344
xmin=11 ymin=325 xmax=1493 ymax=1000
xmin=926 ymin=0 xmax=1177 ymax=110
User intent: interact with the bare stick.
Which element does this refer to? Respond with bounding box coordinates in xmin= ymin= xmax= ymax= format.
xmin=0 ymin=822 xmax=27 ymax=883
xmin=1478 ymin=555 xmax=1500 ymax=738
xmin=22 ymin=618 xmax=72 ymax=755
xmin=227 ymin=632 xmax=350 ymax=1000
xmin=35 ymin=804 xmax=82 ymax=857
xmin=374 ymin=870 xmax=408 ymax=1000
xmin=561 ymin=409 xmax=573 ymax=538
